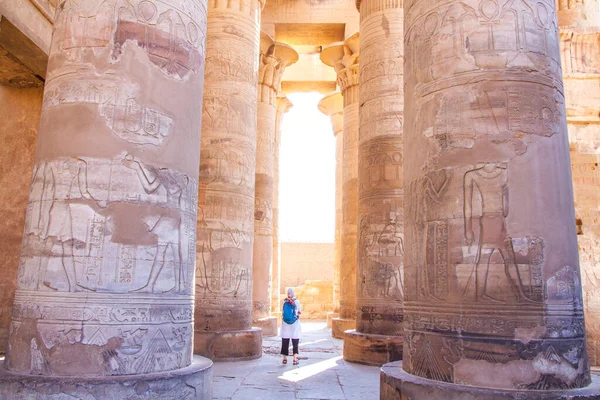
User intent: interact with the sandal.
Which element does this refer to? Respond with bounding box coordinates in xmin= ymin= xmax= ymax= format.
xmin=282 ymin=359 xmax=287 ymax=364
xmin=293 ymin=360 xmax=299 ymax=365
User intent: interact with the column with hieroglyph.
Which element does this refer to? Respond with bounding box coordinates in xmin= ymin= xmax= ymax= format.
xmin=194 ymin=0 xmax=264 ymax=361
xmin=0 ymin=0 xmax=213 ymax=397
xmin=345 ymin=0 xmax=405 ymax=367
xmin=318 ymin=91 xmax=344 ymax=328
xmin=271 ymin=95 xmax=294 ymax=321
xmin=381 ymin=0 xmax=600 ymax=397
xmin=252 ymin=33 xmax=298 ymax=336
xmin=558 ymin=0 xmax=600 ymax=369
xmin=320 ymin=33 xmax=359 ymax=339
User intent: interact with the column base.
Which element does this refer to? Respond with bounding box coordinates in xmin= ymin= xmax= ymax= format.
xmin=194 ymin=328 xmax=262 ymax=361
xmin=331 ymin=318 xmax=355 ymax=339
xmin=253 ymin=317 xmax=278 ymax=337
xmin=327 ymin=312 xmax=340 ymax=328
xmin=272 ymin=312 xmax=282 ymax=327
xmin=0 ymin=356 xmax=212 ymax=399
xmin=343 ymin=330 xmax=403 ymax=366
xmin=381 ymin=361 xmax=600 ymax=400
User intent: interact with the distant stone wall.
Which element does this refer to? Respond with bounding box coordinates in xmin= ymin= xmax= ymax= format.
xmin=285 ymin=281 xmax=333 ymax=320
xmin=280 ymin=242 xmax=334 ymax=290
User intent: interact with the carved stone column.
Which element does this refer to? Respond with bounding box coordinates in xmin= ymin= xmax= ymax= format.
xmin=0 ymin=1 xmax=213 ymax=398
xmin=345 ymin=0 xmax=405 ymax=367
xmin=381 ymin=0 xmax=600 ymax=397
xmin=271 ymin=95 xmax=293 ymax=320
xmin=317 ymin=91 xmax=344 ymax=328
xmin=194 ymin=0 xmax=264 ymax=362
xmin=558 ymin=2 xmax=600 ymax=369
xmin=252 ymin=33 xmax=298 ymax=336
xmin=321 ymin=34 xmax=359 ymax=340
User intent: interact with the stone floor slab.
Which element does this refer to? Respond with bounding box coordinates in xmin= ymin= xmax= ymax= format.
xmin=211 ymin=321 xmax=380 ymax=399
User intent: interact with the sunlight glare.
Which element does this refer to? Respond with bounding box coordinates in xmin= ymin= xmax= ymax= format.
xmin=279 ymin=92 xmax=335 ymax=243
xmin=278 ymin=355 xmax=343 ymax=383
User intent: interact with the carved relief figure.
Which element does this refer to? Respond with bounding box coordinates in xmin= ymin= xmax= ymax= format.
xmin=28 ymin=158 xmax=101 ymax=292
xmin=360 ymin=207 xmax=404 ymax=299
xmin=196 ymin=222 xmax=252 ymax=296
xmin=463 ymin=162 xmax=536 ymax=303
xmin=123 ymin=154 xmax=189 ymax=293
xmin=410 ymin=170 xmax=452 ymax=300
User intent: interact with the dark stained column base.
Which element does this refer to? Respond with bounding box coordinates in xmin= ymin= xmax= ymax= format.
xmin=253 ymin=317 xmax=278 ymax=337
xmin=332 ymin=318 xmax=355 ymax=339
xmin=194 ymin=328 xmax=262 ymax=362
xmin=343 ymin=330 xmax=403 ymax=367
xmin=381 ymin=361 xmax=600 ymax=400
xmin=327 ymin=312 xmax=340 ymax=328
xmin=0 ymin=356 xmax=213 ymax=399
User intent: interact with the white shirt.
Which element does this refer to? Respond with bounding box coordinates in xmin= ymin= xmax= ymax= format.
xmin=280 ymin=298 xmax=302 ymax=339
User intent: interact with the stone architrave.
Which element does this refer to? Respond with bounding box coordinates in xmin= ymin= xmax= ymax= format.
xmin=558 ymin=1 xmax=600 ymax=368
xmin=194 ymin=0 xmax=264 ymax=361
xmin=252 ymin=33 xmax=298 ymax=337
xmin=381 ymin=0 xmax=600 ymax=397
xmin=345 ymin=0 xmax=405 ymax=367
xmin=320 ymin=34 xmax=359 ymax=340
xmin=317 ymin=91 xmax=344 ymax=328
xmin=271 ymin=95 xmax=294 ymax=319
xmin=0 ymin=1 xmax=213 ymax=398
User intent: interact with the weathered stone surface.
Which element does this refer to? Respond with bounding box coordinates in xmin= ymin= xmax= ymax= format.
xmin=318 ymin=91 xmax=344 ymax=316
xmin=280 ymin=242 xmax=335 ymax=290
xmin=271 ymin=96 xmax=293 ymax=314
xmin=558 ymin=0 xmax=600 ymax=368
xmin=253 ymin=33 xmax=298 ymax=332
xmin=0 ymin=356 xmax=213 ymax=399
xmin=332 ymin=317 xmax=356 ymax=340
xmin=321 ymin=33 xmax=359 ymax=337
xmin=352 ymin=0 xmax=404 ymax=364
xmin=4 ymin=0 xmax=207 ymax=379
xmin=381 ymin=361 xmax=600 ymax=400
xmin=286 ymin=280 xmax=334 ymax=320
xmin=253 ymin=316 xmax=278 ymax=337
xmin=402 ymin=0 xmax=591 ymax=392
xmin=0 ymin=86 xmax=42 ymax=354
xmin=194 ymin=328 xmax=262 ymax=362
xmin=344 ymin=330 xmax=403 ymax=367
xmin=194 ymin=0 xmax=262 ymax=359
xmin=327 ymin=312 xmax=340 ymax=328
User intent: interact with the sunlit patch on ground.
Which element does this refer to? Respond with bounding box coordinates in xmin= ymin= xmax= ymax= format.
xmin=212 ymin=321 xmax=380 ymax=399
xmin=278 ymin=355 xmax=342 ymax=383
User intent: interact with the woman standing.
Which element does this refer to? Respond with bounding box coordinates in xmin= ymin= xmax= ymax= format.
xmin=281 ymin=288 xmax=302 ymax=365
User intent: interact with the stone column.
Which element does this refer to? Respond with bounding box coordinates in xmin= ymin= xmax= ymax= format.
xmin=253 ymin=33 xmax=298 ymax=336
xmin=321 ymin=34 xmax=359 ymax=340
xmin=558 ymin=2 xmax=600 ymax=369
xmin=317 ymin=91 xmax=344 ymax=328
xmin=271 ymin=95 xmax=293 ymax=320
xmin=381 ymin=0 xmax=600 ymax=397
xmin=194 ymin=0 xmax=264 ymax=361
xmin=0 ymin=1 xmax=213 ymax=398
xmin=344 ymin=0 xmax=405 ymax=367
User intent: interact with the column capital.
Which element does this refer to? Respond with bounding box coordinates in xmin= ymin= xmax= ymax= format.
xmin=320 ymin=33 xmax=359 ymax=100
xmin=318 ymin=91 xmax=344 ymax=136
xmin=276 ymin=95 xmax=294 ymax=117
xmin=355 ymin=0 xmax=403 ymax=12
xmin=259 ymin=33 xmax=299 ymax=105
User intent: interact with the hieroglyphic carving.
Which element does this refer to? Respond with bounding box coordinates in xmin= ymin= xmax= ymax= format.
xmin=194 ymin=0 xmax=261 ymax=339
xmin=6 ymin=0 xmax=205 ymax=378
xmin=403 ymin=0 xmax=590 ymax=391
xmin=321 ymin=35 xmax=360 ymax=324
xmin=354 ymin=0 xmax=405 ymax=342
